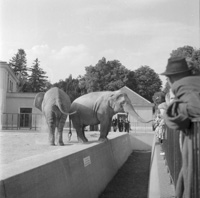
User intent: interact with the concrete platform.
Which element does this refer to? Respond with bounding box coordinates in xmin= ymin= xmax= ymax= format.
xmin=0 ymin=130 xmax=174 ymax=198
xmin=0 ymin=130 xmax=139 ymax=198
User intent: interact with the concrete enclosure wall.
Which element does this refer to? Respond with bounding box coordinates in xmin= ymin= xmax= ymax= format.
xmin=0 ymin=133 xmax=153 ymax=198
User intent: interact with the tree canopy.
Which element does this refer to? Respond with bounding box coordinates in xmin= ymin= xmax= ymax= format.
xmin=81 ymin=57 xmax=137 ymax=93
xmin=9 ymin=49 xmax=50 ymax=92
xmin=9 ymin=49 xmax=29 ymax=92
xmin=52 ymin=75 xmax=81 ymax=102
xmin=134 ymin=66 xmax=162 ymax=102
xmin=28 ymin=58 xmax=49 ymax=92
xmin=9 ymin=49 xmax=28 ymax=77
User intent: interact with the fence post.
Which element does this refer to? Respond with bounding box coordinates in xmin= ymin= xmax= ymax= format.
xmin=191 ymin=118 xmax=200 ymax=198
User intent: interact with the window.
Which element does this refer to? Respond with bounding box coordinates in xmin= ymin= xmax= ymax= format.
xmin=9 ymin=80 xmax=13 ymax=92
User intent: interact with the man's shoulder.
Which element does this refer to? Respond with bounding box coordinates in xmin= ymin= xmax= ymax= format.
xmin=174 ymin=75 xmax=200 ymax=87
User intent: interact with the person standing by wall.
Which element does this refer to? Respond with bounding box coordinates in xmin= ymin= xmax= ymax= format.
xmin=124 ymin=118 xmax=130 ymax=133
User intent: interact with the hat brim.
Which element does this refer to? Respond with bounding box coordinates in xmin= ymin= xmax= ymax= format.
xmin=160 ymin=68 xmax=191 ymax=76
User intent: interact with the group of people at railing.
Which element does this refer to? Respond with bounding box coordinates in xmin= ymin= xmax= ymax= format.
xmin=154 ymin=57 xmax=200 ymax=198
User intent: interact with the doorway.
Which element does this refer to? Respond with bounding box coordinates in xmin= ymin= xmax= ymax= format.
xmin=19 ymin=108 xmax=32 ymax=128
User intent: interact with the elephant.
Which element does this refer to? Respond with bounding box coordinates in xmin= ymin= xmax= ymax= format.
xmin=69 ymin=90 xmax=151 ymax=143
xmin=34 ymin=87 xmax=73 ymax=146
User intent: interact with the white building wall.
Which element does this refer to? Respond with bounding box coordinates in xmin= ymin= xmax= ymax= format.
xmin=0 ymin=67 xmax=8 ymax=114
xmin=3 ymin=93 xmax=43 ymax=129
xmin=0 ymin=61 xmax=19 ymax=129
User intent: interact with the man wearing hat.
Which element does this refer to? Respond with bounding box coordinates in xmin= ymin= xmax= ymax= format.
xmin=160 ymin=56 xmax=193 ymax=85
xmin=160 ymin=57 xmax=200 ymax=198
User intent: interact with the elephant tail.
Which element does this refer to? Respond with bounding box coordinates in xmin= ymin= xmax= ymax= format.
xmin=143 ymin=119 xmax=153 ymax=123
xmin=57 ymin=101 xmax=77 ymax=116
xmin=69 ymin=111 xmax=77 ymax=115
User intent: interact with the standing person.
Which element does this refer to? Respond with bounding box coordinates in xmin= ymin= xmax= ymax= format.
xmin=157 ymin=102 xmax=168 ymax=144
xmin=124 ymin=118 xmax=130 ymax=133
xmin=112 ymin=118 xmax=118 ymax=132
xmin=118 ymin=117 xmax=123 ymax=132
xmin=160 ymin=56 xmax=200 ymax=198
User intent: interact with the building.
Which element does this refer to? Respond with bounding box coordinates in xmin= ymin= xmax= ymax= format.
xmin=0 ymin=61 xmax=42 ymax=130
xmin=119 ymin=86 xmax=154 ymax=131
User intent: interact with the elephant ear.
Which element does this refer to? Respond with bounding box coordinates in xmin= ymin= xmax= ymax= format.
xmin=33 ymin=92 xmax=45 ymax=111
xmin=108 ymin=90 xmax=124 ymax=109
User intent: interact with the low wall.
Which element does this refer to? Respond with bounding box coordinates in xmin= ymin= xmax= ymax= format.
xmin=0 ymin=134 xmax=132 ymax=198
xmin=129 ymin=132 xmax=154 ymax=150
xmin=0 ymin=132 xmax=154 ymax=198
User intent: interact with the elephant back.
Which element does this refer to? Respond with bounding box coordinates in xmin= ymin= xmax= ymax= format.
xmin=43 ymin=87 xmax=71 ymax=114
xmin=57 ymin=88 xmax=71 ymax=113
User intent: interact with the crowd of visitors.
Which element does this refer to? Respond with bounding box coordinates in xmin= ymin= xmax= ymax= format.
xmin=112 ymin=117 xmax=130 ymax=132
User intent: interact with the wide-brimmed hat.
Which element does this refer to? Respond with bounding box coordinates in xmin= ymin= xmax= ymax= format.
xmin=160 ymin=57 xmax=191 ymax=76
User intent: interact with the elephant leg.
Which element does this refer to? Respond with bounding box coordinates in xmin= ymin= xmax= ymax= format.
xmin=99 ymin=118 xmax=112 ymax=142
xmin=75 ymin=125 xmax=88 ymax=143
xmin=57 ymin=115 xmax=67 ymax=146
xmin=82 ymin=126 xmax=88 ymax=142
xmin=71 ymin=117 xmax=88 ymax=143
xmin=45 ymin=112 xmax=56 ymax=146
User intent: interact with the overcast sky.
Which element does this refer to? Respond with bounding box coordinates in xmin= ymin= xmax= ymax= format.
xmin=1 ymin=0 xmax=199 ymax=86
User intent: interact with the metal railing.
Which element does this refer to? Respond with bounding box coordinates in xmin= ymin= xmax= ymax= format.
xmin=162 ymin=127 xmax=182 ymax=185
xmin=130 ymin=121 xmax=153 ymax=132
xmin=162 ymin=119 xmax=200 ymax=197
xmin=191 ymin=119 xmax=200 ymax=198
xmin=2 ymin=113 xmax=43 ymax=130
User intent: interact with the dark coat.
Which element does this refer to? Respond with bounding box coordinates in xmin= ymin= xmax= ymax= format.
xmin=164 ymin=76 xmax=200 ymax=198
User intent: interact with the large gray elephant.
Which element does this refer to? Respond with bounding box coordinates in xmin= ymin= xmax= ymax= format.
xmin=34 ymin=87 xmax=72 ymax=146
xmin=69 ymin=90 xmax=151 ymax=143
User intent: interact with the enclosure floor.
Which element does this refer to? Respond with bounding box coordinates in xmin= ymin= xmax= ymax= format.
xmin=99 ymin=150 xmax=151 ymax=198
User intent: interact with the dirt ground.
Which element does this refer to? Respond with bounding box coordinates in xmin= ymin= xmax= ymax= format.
xmin=99 ymin=150 xmax=151 ymax=198
xmin=0 ymin=130 xmax=127 ymax=165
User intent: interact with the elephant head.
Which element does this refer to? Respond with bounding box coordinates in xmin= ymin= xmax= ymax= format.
xmin=34 ymin=92 xmax=45 ymax=111
xmin=109 ymin=90 xmax=151 ymax=123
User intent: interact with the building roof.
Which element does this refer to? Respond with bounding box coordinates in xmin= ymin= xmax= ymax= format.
xmin=120 ymin=86 xmax=154 ymax=107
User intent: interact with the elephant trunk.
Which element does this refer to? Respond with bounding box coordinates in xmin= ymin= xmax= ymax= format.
xmin=123 ymin=103 xmax=152 ymax=123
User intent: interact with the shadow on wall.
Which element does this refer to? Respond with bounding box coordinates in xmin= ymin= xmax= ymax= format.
xmin=129 ymin=133 xmax=154 ymax=151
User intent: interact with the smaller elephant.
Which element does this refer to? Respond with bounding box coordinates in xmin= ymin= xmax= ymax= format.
xmin=70 ymin=90 xmax=151 ymax=143
xmin=34 ymin=87 xmax=73 ymax=146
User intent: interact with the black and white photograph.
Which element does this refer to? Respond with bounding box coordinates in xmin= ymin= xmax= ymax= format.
xmin=0 ymin=0 xmax=199 ymax=197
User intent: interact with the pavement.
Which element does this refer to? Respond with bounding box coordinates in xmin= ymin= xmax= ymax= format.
xmin=149 ymin=139 xmax=175 ymax=198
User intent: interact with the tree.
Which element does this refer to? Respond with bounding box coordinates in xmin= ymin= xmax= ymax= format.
xmin=28 ymin=58 xmax=49 ymax=92
xmin=9 ymin=49 xmax=28 ymax=77
xmin=134 ymin=66 xmax=162 ymax=102
xmin=53 ymin=75 xmax=81 ymax=102
xmin=65 ymin=75 xmax=81 ymax=102
xmin=81 ymin=57 xmax=137 ymax=93
xmin=9 ymin=49 xmax=29 ymax=92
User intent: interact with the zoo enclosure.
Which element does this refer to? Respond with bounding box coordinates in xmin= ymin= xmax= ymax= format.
xmin=162 ymin=119 xmax=200 ymax=198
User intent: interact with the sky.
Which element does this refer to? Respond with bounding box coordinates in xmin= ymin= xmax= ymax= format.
xmin=1 ymin=0 xmax=199 ymax=87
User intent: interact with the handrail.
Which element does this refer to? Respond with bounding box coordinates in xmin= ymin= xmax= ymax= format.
xmin=162 ymin=118 xmax=200 ymax=198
